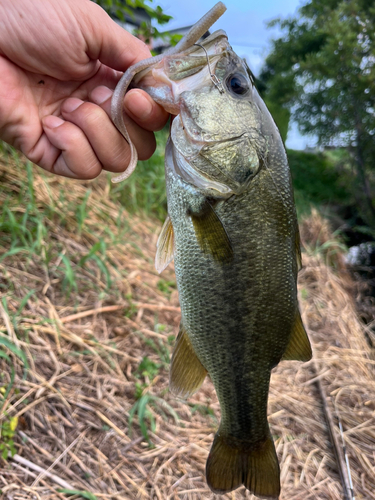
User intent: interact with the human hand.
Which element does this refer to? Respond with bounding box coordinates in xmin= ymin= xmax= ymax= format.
xmin=0 ymin=0 xmax=169 ymax=179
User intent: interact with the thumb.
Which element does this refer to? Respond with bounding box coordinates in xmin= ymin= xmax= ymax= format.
xmin=82 ymin=1 xmax=152 ymax=72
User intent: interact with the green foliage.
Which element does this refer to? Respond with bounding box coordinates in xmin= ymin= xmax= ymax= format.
xmin=0 ymin=414 xmax=18 ymax=459
xmin=136 ymin=356 xmax=161 ymax=380
xmin=261 ymin=0 xmax=375 ymax=223
xmin=0 ymin=336 xmax=29 ymax=378
xmin=79 ymin=240 xmax=112 ymax=289
xmin=287 ymin=149 xmax=351 ymax=216
xmin=189 ymin=403 xmax=216 ymax=421
xmin=59 ymin=254 xmax=78 ymax=298
xmin=264 ymin=99 xmax=290 ymax=144
xmin=0 ymin=296 xmax=30 ymax=415
xmin=110 ymin=129 xmax=168 ymax=221
xmin=128 ymin=392 xmax=157 ymax=445
xmin=0 ymin=303 xmax=29 ymax=412
xmin=157 ymin=279 xmax=176 ymax=297
xmin=76 ymin=189 xmax=91 ymax=237
xmin=91 ymin=0 xmax=172 ymax=45
xmin=58 ymin=490 xmax=98 ymax=500
xmin=129 ymin=356 xmax=178 ymax=445
xmin=0 ymin=153 xmax=114 ymax=302
xmin=143 ymin=335 xmax=170 ymax=367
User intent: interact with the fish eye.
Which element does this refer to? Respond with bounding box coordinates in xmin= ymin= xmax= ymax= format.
xmin=226 ymin=73 xmax=250 ymax=96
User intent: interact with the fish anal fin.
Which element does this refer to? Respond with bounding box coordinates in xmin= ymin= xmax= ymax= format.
xmin=206 ymin=431 xmax=280 ymax=498
xmin=155 ymin=215 xmax=174 ymax=273
xmin=282 ymin=311 xmax=312 ymax=362
xmin=169 ymin=324 xmax=207 ymax=398
xmin=190 ymin=200 xmax=233 ymax=264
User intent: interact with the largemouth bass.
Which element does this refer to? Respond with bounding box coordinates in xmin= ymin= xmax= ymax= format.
xmin=111 ymin=3 xmax=312 ymax=498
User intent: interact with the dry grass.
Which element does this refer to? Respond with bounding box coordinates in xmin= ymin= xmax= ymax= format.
xmin=0 ymin=153 xmax=374 ymax=499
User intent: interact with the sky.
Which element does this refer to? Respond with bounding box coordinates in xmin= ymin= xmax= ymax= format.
xmin=155 ymin=0 xmax=316 ymax=150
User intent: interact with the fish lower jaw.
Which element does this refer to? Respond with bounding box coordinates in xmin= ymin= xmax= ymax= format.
xmin=173 ymin=147 xmax=234 ymax=198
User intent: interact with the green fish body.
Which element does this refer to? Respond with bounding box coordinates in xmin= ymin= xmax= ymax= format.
xmin=114 ymin=18 xmax=312 ymax=499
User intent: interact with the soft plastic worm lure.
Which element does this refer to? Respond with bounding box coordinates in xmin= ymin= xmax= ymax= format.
xmin=110 ymin=2 xmax=227 ymax=183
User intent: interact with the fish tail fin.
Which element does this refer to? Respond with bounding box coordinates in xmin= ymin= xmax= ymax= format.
xmin=206 ymin=431 xmax=280 ymax=498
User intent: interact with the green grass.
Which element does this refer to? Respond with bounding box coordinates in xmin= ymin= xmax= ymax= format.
xmin=129 ymin=355 xmax=178 ymax=446
xmin=110 ymin=128 xmax=168 ymax=221
xmin=57 ymin=490 xmax=98 ymax=500
xmin=287 ymin=149 xmax=352 ymax=218
xmin=0 ymin=412 xmax=18 ymax=459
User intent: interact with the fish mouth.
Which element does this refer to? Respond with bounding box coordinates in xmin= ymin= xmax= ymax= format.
xmin=133 ymin=30 xmax=264 ymax=196
xmin=173 ymin=108 xmax=263 ymax=196
xmin=169 ymin=114 xmax=234 ymax=197
xmin=132 ymin=31 xmax=229 ymax=115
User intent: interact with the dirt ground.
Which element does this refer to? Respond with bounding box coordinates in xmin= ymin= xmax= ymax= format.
xmin=0 ymin=156 xmax=374 ymax=499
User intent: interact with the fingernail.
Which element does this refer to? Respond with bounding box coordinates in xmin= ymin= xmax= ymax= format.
xmin=91 ymin=86 xmax=113 ymax=105
xmin=125 ymin=90 xmax=153 ymax=120
xmin=63 ymin=98 xmax=83 ymax=113
xmin=43 ymin=115 xmax=65 ymax=129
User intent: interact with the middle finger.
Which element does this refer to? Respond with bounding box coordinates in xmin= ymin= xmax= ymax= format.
xmin=61 ymin=92 xmax=156 ymax=173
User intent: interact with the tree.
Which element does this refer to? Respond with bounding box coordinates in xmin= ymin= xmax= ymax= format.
xmin=260 ymin=0 xmax=375 ymax=224
xmin=92 ymin=0 xmax=173 ymax=45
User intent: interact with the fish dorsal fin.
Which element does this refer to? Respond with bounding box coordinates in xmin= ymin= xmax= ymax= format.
xmin=190 ymin=200 xmax=233 ymax=264
xmin=296 ymin=229 xmax=302 ymax=272
xmin=169 ymin=323 xmax=207 ymax=398
xmin=155 ymin=215 xmax=175 ymax=273
xmin=282 ymin=310 xmax=312 ymax=362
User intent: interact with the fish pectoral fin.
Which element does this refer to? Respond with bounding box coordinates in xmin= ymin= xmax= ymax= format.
xmin=206 ymin=431 xmax=280 ymax=498
xmin=155 ymin=215 xmax=175 ymax=273
xmin=282 ymin=311 xmax=312 ymax=362
xmin=190 ymin=200 xmax=233 ymax=264
xmin=169 ymin=323 xmax=207 ymax=398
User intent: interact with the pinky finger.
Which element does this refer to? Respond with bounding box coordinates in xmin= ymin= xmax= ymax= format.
xmin=41 ymin=115 xmax=103 ymax=179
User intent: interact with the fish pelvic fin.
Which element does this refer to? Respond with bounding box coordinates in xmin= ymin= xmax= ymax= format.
xmin=282 ymin=310 xmax=312 ymax=362
xmin=169 ymin=324 xmax=207 ymax=398
xmin=206 ymin=431 xmax=280 ymax=498
xmin=296 ymin=228 xmax=302 ymax=272
xmin=155 ymin=215 xmax=174 ymax=273
xmin=190 ymin=200 xmax=233 ymax=264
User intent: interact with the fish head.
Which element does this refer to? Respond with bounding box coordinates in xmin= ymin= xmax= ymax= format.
xmin=134 ymin=31 xmax=274 ymax=197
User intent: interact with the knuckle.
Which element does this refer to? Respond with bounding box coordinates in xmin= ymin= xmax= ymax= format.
xmin=80 ymin=103 xmax=104 ymax=126
xmin=66 ymin=126 xmax=85 ymax=147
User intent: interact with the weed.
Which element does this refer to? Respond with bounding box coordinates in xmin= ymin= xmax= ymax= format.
xmin=59 ymin=254 xmax=78 ymax=297
xmin=136 ymin=356 xmax=161 ymax=381
xmin=79 ymin=240 xmax=112 ymax=288
xmin=58 ymin=490 xmax=98 ymax=500
xmin=0 ymin=413 xmax=18 ymax=459
xmin=287 ymin=149 xmax=351 ymax=218
xmin=0 ymin=334 xmax=29 ymax=410
xmin=129 ymin=391 xmax=179 ymax=447
xmin=129 ymin=356 xmax=178 ymax=445
xmin=76 ymin=189 xmax=92 ymax=237
xmin=143 ymin=336 xmax=170 ymax=368
xmin=189 ymin=403 xmax=216 ymax=421
xmin=157 ymin=279 xmax=177 ymax=297
xmin=0 ymin=304 xmax=29 ymax=456
xmin=110 ymin=128 xmax=168 ymax=221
